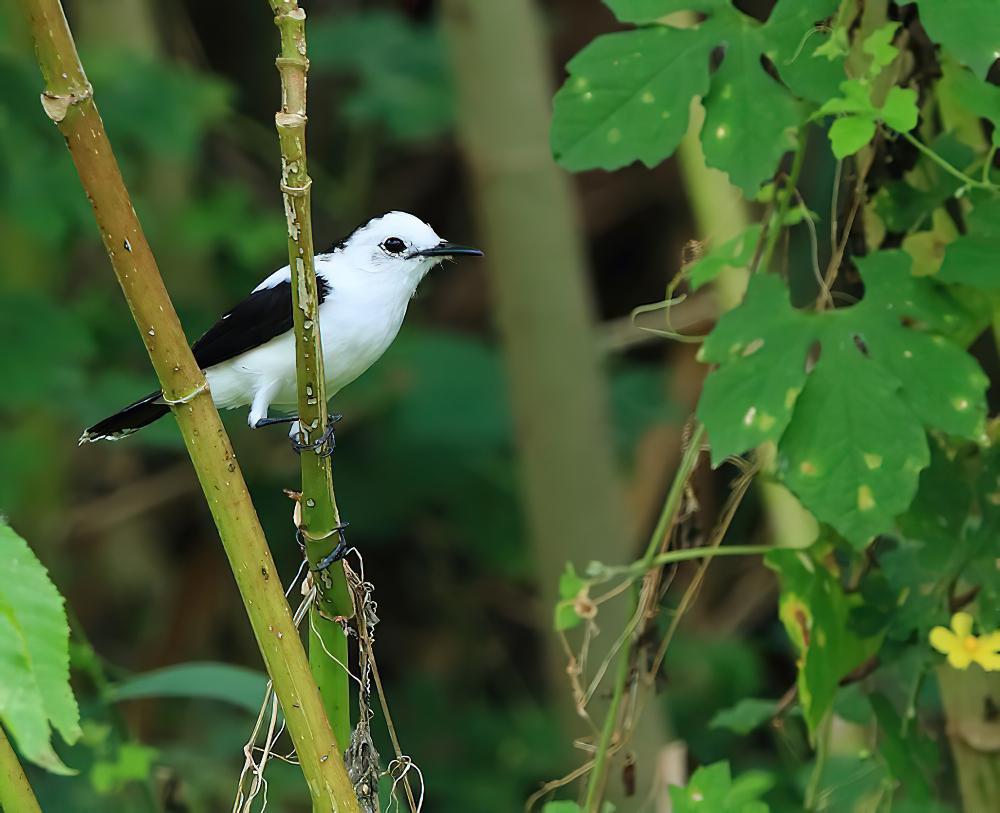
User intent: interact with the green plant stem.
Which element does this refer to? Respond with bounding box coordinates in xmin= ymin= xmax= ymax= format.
xmin=598 ymin=544 xmax=774 ymax=582
xmin=582 ymin=423 xmax=706 ymax=813
xmin=0 ymin=725 xmax=42 ymax=813
xmin=900 ymin=130 xmax=997 ymax=192
xmin=21 ymin=2 xmax=359 ymax=809
xmin=804 ymin=712 xmax=832 ymax=810
xmin=759 ymin=128 xmax=809 ymax=274
xmin=266 ymin=0 xmax=354 ymax=756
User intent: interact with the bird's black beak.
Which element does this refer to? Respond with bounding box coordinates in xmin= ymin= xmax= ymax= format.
xmin=410 ymin=241 xmax=484 ymax=259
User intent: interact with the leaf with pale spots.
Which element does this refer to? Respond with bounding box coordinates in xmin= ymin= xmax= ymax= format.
xmin=779 ymin=332 xmax=931 ymax=544
xmin=552 ymin=0 xmax=842 ymax=195
xmin=697 ymin=274 xmax=813 ymax=466
xmin=551 ymin=26 xmax=714 ymax=172
xmin=766 ymin=548 xmax=882 ymax=736
xmin=911 ymin=0 xmax=1000 ymax=78
xmin=697 ymin=251 xmax=987 ymax=546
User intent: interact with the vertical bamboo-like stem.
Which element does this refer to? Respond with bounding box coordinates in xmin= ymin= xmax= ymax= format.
xmin=937 ymin=666 xmax=1000 ymax=811
xmin=21 ymin=2 xmax=359 ymax=809
xmin=266 ymin=0 xmax=355 ymax=754
xmin=0 ymin=726 xmax=42 ymax=813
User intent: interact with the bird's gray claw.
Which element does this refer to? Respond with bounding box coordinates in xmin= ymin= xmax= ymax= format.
xmin=291 ymin=420 xmax=337 ymax=457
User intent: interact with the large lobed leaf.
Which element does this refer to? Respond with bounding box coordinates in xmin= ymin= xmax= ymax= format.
xmin=697 ymin=251 xmax=988 ymax=546
xmin=0 ymin=521 xmax=80 ymax=773
xmin=552 ymin=0 xmax=842 ymax=195
xmin=913 ymin=0 xmax=1000 ymax=78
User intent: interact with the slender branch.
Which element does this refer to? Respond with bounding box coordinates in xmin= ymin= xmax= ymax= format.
xmin=20 ymin=2 xmax=359 ymax=809
xmin=266 ymin=0 xmax=355 ymax=754
xmin=0 ymin=725 xmax=42 ymax=813
xmin=582 ymin=423 xmax=706 ymax=812
xmin=594 ymin=544 xmax=774 ymax=583
xmin=900 ymin=130 xmax=998 ymax=192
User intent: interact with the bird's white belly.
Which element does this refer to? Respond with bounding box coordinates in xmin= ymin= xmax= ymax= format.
xmin=204 ymin=296 xmax=406 ymax=415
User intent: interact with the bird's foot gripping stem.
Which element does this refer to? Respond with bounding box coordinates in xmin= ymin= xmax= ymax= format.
xmin=292 ymin=413 xmax=342 ymax=457
xmin=297 ymin=522 xmax=351 ymax=574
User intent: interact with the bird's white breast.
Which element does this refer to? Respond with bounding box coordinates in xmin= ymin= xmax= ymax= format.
xmin=205 ymin=255 xmax=417 ymax=413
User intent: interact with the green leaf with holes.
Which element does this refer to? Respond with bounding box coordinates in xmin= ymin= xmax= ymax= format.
xmin=912 ymin=0 xmax=1000 ymax=78
xmin=552 ymin=0 xmax=842 ymax=195
xmin=697 ymin=252 xmax=987 ymax=546
xmin=766 ymin=548 xmax=882 ymax=736
xmin=0 ymin=521 xmax=81 ymax=774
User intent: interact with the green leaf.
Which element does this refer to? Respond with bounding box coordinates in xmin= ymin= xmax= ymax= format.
xmin=862 ymin=23 xmax=901 ymax=73
xmin=109 ymin=662 xmax=268 ymax=714
xmin=697 ymin=251 xmax=987 ymax=546
xmin=551 ymin=26 xmax=714 ymax=171
xmin=554 ymin=563 xmax=589 ymax=632
xmin=685 ymin=224 xmax=761 ymax=290
xmin=940 ymin=62 xmax=1000 ymax=147
xmin=939 ymin=197 xmax=1000 ymax=289
xmin=881 ymin=87 xmax=919 ymax=132
xmin=766 ymin=548 xmax=881 ymax=735
xmin=869 ymin=693 xmax=936 ymax=800
xmin=709 ymin=697 xmax=779 ymax=734
xmin=668 ymin=761 xmax=773 ymax=812
xmin=827 ymin=114 xmax=877 ymax=158
xmin=700 ymin=18 xmax=799 ymax=196
xmin=552 ymin=0 xmax=842 ymax=194
xmin=90 ymin=742 xmax=158 ymax=795
xmin=779 ymin=333 xmax=929 ymax=544
xmin=0 ymin=521 xmax=80 ymax=774
xmin=542 ymin=803 xmax=615 ymax=813
xmin=697 ymin=274 xmax=814 ymax=465
xmin=912 ymin=0 xmax=1000 ymax=77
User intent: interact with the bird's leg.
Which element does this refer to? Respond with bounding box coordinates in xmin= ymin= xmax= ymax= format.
xmin=252 ymin=415 xmax=299 ymax=428
xmin=296 ymin=521 xmax=351 ymax=573
xmin=292 ymin=413 xmax=342 ymax=457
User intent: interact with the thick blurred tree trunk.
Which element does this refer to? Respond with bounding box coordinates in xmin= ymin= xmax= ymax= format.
xmin=441 ymin=0 xmax=671 ymax=791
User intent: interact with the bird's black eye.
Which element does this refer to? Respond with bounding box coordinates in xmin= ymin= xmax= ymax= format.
xmin=382 ymin=237 xmax=407 ymax=255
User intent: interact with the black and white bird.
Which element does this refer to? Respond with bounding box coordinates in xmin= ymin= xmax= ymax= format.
xmin=80 ymin=211 xmax=482 ymax=444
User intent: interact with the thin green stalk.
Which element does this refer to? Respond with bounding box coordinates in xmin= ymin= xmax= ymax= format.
xmin=0 ymin=725 xmax=42 ymax=813
xmin=758 ymin=128 xmax=809 ymax=275
xmin=582 ymin=423 xmax=706 ymax=813
xmin=598 ymin=544 xmax=774 ymax=582
xmin=804 ymin=713 xmax=832 ymax=810
xmin=900 ymin=130 xmax=997 ymax=192
xmin=266 ymin=0 xmax=355 ymax=754
xmin=21 ymin=1 xmax=359 ymax=809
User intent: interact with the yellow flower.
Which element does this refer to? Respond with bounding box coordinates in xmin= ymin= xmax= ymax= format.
xmin=930 ymin=612 xmax=1000 ymax=671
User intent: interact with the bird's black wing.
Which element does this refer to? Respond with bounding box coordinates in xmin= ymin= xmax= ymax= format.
xmin=191 ymin=275 xmax=330 ymax=370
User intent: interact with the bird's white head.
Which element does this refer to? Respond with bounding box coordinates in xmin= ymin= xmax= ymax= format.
xmin=325 ymin=211 xmax=482 ymax=285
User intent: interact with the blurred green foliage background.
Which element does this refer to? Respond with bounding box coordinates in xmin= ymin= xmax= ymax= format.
xmin=0 ymin=1 xmax=809 ymax=810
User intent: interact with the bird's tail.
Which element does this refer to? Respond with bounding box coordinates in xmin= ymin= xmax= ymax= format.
xmin=79 ymin=390 xmax=170 ymax=444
